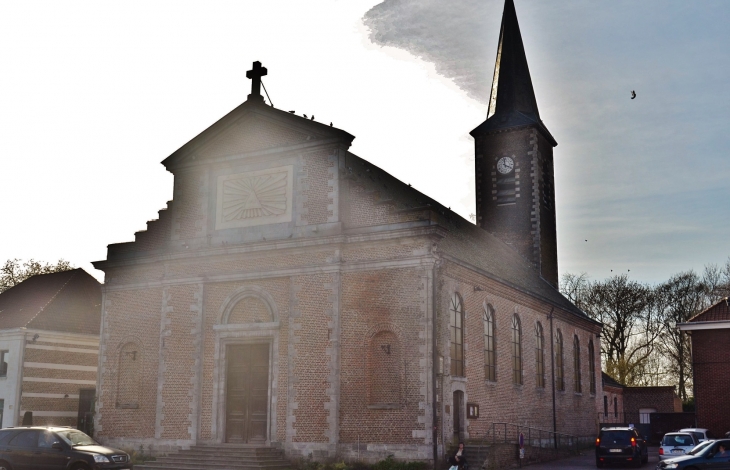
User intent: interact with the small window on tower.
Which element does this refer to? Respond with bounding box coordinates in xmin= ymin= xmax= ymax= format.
xmin=495 ymin=156 xmax=516 ymax=205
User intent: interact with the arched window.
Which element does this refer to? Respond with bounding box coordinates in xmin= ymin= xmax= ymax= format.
xmin=573 ymin=335 xmax=582 ymax=393
xmin=555 ymin=330 xmax=564 ymax=391
xmin=483 ymin=305 xmax=496 ymax=381
xmin=511 ymin=314 xmax=522 ymax=385
xmin=450 ymin=294 xmax=464 ymax=377
xmin=117 ymin=342 xmax=141 ymax=409
xmin=368 ymin=330 xmax=401 ymax=405
xmin=535 ymin=322 xmax=545 ymax=388
xmin=588 ymin=340 xmax=596 ymax=394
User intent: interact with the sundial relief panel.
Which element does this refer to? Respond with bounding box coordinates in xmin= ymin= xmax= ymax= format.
xmin=215 ymin=165 xmax=294 ymax=230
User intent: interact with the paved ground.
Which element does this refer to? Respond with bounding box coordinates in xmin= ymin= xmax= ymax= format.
xmin=521 ymin=447 xmax=660 ymax=469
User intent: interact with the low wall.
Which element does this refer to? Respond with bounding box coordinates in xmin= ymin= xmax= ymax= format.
xmin=480 ymin=443 xmax=575 ymax=469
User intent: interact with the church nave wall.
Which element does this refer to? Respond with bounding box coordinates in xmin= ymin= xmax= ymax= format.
xmin=437 ymin=266 xmax=601 ymax=443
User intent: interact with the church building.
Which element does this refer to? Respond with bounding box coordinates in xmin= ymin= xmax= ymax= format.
xmin=93 ymin=0 xmax=602 ymax=461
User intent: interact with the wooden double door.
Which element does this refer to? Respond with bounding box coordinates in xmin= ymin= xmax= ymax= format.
xmin=226 ymin=343 xmax=270 ymax=444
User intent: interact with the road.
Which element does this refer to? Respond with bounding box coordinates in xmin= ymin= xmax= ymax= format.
xmin=523 ymin=446 xmax=660 ymax=469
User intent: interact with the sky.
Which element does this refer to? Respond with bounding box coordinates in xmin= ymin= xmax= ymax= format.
xmin=1 ymin=0 xmax=728 ymax=286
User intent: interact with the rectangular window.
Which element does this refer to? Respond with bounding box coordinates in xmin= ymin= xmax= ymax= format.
xmin=614 ymin=397 xmax=618 ymax=418
xmin=0 ymin=399 xmax=4 ymax=428
xmin=0 ymin=351 xmax=8 ymax=377
xmin=604 ymin=396 xmax=608 ymax=417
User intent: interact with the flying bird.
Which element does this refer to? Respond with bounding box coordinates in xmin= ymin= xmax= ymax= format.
xmin=631 ymin=90 xmax=636 ymax=99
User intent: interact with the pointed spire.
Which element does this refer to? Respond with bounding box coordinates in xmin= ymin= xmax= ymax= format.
xmin=487 ymin=0 xmax=539 ymax=120
xmin=472 ymin=0 xmax=555 ymax=145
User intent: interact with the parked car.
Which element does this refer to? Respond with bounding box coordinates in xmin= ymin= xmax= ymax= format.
xmin=595 ymin=426 xmax=648 ymax=468
xmin=0 ymin=426 xmax=132 ymax=470
xmin=656 ymin=439 xmax=730 ymax=469
xmin=659 ymin=432 xmax=700 ymax=460
xmin=679 ymin=427 xmax=712 ymax=442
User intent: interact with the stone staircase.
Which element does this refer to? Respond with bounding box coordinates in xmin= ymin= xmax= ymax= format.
xmin=137 ymin=445 xmax=291 ymax=470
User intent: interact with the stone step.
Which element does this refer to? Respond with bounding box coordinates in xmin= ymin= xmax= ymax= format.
xmin=138 ymin=464 xmax=288 ymax=470
xmin=136 ymin=445 xmax=290 ymax=470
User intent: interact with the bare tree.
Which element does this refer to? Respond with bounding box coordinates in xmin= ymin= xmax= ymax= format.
xmin=561 ymin=273 xmax=663 ymax=385
xmin=0 ymin=258 xmax=74 ymax=293
xmin=655 ymin=271 xmax=706 ymax=401
xmin=703 ymin=258 xmax=730 ymax=303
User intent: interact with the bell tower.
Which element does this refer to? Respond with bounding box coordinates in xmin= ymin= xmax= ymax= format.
xmin=471 ymin=0 xmax=559 ymax=287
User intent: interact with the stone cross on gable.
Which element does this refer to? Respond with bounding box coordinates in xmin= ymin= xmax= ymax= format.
xmin=246 ymin=61 xmax=267 ymax=101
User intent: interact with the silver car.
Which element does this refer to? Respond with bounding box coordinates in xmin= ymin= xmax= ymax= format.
xmin=679 ymin=427 xmax=711 ymax=442
xmin=659 ymin=432 xmax=700 ymax=460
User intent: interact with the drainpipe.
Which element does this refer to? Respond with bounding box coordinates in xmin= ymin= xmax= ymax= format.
xmin=432 ymin=262 xmax=439 ymax=470
xmin=548 ymin=307 xmax=557 ymax=446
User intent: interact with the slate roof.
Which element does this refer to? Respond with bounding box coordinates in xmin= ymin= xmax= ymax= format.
xmin=343 ymin=152 xmax=593 ymax=322
xmin=602 ymin=372 xmax=625 ymax=389
xmin=0 ymin=269 xmax=101 ymax=335
xmin=688 ymin=298 xmax=730 ymax=323
xmin=470 ymin=0 xmax=557 ymax=146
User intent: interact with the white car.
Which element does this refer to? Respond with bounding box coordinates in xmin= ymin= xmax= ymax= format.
xmin=679 ymin=427 xmax=711 ymax=442
xmin=659 ymin=432 xmax=699 ymax=460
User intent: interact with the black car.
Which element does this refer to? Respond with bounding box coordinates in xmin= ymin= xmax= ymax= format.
xmin=596 ymin=426 xmax=649 ymax=468
xmin=0 ymin=426 xmax=132 ymax=470
xmin=655 ymin=439 xmax=730 ymax=469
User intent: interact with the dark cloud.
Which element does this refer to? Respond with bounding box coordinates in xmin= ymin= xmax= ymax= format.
xmin=363 ymin=0 xmax=501 ymax=103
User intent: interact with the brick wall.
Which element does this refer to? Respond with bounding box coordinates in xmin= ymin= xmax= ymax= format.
xmin=691 ymin=328 xmax=730 ymax=437
xmin=623 ymin=387 xmax=680 ymax=415
xmin=97 ymin=288 xmax=162 ymax=439
xmin=19 ymin=336 xmax=99 ymax=428
xmin=475 ymin=127 xmax=558 ymax=287
xmin=438 ymin=263 xmax=600 ymax=443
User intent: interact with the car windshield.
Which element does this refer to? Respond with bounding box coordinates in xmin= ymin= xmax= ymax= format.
xmin=688 ymin=440 xmax=713 ymax=455
xmin=664 ymin=435 xmax=694 ymax=447
xmin=55 ymin=430 xmax=97 ymax=446
xmin=601 ymin=431 xmax=632 ymax=444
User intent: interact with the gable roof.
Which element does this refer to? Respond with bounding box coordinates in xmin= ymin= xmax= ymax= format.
xmin=687 ymin=298 xmax=730 ymax=323
xmin=161 ymin=99 xmax=355 ymax=171
xmin=0 ymin=269 xmax=102 ymax=335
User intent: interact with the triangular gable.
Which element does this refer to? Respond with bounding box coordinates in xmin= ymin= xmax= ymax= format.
xmin=197 ymin=114 xmax=312 ymax=160
xmin=162 ymin=100 xmax=355 ymax=170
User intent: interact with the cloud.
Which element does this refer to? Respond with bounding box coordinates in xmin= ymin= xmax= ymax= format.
xmin=363 ymin=0 xmax=501 ymax=104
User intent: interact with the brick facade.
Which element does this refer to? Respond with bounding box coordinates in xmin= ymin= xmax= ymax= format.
xmin=679 ymin=299 xmax=730 ymax=437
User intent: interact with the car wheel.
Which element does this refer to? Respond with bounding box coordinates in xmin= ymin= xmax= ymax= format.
xmin=0 ymin=461 xmax=12 ymax=470
xmin=634 ymin=454 xmax=643 ymax=467
xmin=70 ymin=464 xmax=91 ymax=470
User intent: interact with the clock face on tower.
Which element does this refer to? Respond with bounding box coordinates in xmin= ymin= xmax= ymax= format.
xmin=497 ymin=156 xmax=515 ymax=174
